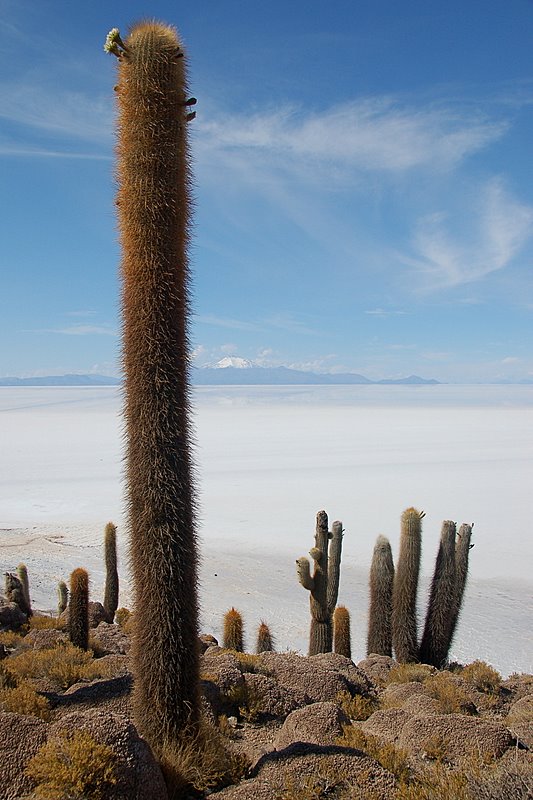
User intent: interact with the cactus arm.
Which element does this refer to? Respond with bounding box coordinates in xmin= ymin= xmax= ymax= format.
xmin=296 ymin=557 xmax=314 ymax=591
xmin=326 ymin=520 xmax=343 ymax=614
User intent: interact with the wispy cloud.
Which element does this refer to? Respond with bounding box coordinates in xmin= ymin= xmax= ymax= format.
xmin=405 ymin=178 xmax=533 ymax=288
xmin=194 ymin=314 xmax=263 ymax=332
xmin=25 ymin=324 xmax=117 ymax=336
xmin=365 ymin=308 xmax=407 ymax=317
xmin=196 ymin=97 xmax=507 ymax=180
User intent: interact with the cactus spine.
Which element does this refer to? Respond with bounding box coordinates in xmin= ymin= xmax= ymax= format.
xmin=108 ymin=21 xmax=200 ymax=751
xmin=16 ymin=563 xmax=32 ymax=617
xmin=297 ymin=511 xmax=344 ymax=655
xmin=392 ymin=508 xmax=423 ymax=663
xmin=103 ymin=522 xmax=119 ymax=623
xmin=367 ymin=535 xmax=394 ymax=656
xmin=69 ymin=568 xmax=89 ymax=651
xmin=223 ymin=608 xmax=244 ymax=652
xmin=419 ymin=520 xmax=457 ymax=667
xmin=333 ymin=605 xmax=351 ymax=659
xmin=256 ymin=621 xmax=274 ymax=653
xmin=57 ymin=581 xmax=68 ymax=616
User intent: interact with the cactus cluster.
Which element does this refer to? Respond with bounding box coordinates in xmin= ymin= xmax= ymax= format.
xmin=297 ymin=510 xmax=344 ymax=655
xmin=368 ymin=509 xmax=474 ymax=667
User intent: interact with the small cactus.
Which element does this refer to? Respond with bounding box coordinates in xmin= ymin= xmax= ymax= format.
xmin=255 ymin=621 xmax=274 ymax=653
xmin=367 ymin=535 xmax=394 ymax=657
xmin=69 ymin=568 xmax=89 ymax=651
xmin=57 ymin=581 xmax=69 ymax=615
xmin=103 ymin=522 xmax=119 ymax=623
xmin=333 ymin=605 xmax=351 ymax=659
xmin=392 ymin=508 xmax=424 ymax=663
xmin=223 ymin=607 xmax=244 ymax=652
xmin=297 ymin=510 xmax=344 ymax=655
xmin=17 ymin=564 xmax=32 ymax=617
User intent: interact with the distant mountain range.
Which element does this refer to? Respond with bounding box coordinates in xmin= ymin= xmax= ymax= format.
xmin=0 ymin=360 xmax=440 ymax=386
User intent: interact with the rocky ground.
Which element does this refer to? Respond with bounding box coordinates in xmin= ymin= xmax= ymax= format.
xmin=0 ymin=609 xmax=532 ymax=800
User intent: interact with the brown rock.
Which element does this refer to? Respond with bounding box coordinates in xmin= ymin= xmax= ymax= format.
xmin=46 ymin=710 xmax=167 ymax=799
xmin=214 ymin=742 xmax=396 ymax=800
xmin=258 ymin=652 xmax=371 ymax=703
xmin=357 ymin=654 xmax=397 ymax=685
xmin=0 ymin=602 xmax=26 ymax=630
xmin=24 ymin=628 xmax=68 ymax=650
xmin=398 ymin=714 xmax=514 ymax=761
xmin=243 ymin=673 xmax=306 ymax=719
xmin=91 ymin=621 xmax=131 ymax=655
xmin=401 ymin=693 xmax=441 ymax=716
xmin=199 ymin=633 xmax=218 ymax=653
xmin=362 ymin=708 xmax=412 ymax=744
xmin=0 ymin=711 xmax=48 ymax=800
xmin=60 ymin=601 xmax=108 ymax=629
xmin=382 ymin=680 xmax=426 ymax=707
xmin=275 ymin=701 xmax=350 ymax=749
xmin=53 ymin=675 xmax=133 ymax=720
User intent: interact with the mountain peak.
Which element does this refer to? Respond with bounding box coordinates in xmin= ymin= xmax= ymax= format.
xmin=211 ymin=357 xmax=255 ymax=369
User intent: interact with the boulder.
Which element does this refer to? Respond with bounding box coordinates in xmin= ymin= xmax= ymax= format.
xmin=275 ymin=701 xmax=350 ymax=750
xmin=24 ymin=628 xmax=67 ymax=650
xmin=214 ymin=742 xmax=396 ymax=800
xmin=46 ymin=709 xmax=168 ymax=800
xmin=357 ymin=654 xmax=397 ymax=685
xmin=91 ymin=622 xmax=131 ymax=655
xmin=0 ymin=711 xmax=48 ymax=800
xmin=257 ymin=652 xmax=371 ymax=704
xmin=362 ymin=708 xmax=412 ymax=745
xmin=243 ymin=673 xmax=306 ymax=719
xmin=398 ymin=714 xmax=514 ymax=761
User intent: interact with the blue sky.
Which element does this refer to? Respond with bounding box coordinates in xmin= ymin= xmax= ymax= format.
xmin=1 ymin=0 xmax=532 ymax=382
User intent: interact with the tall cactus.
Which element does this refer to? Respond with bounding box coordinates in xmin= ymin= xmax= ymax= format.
xmin=106 ymin=21 xmax=200 ymax=754
xmin=441 ymin=522 xmax=474 ymax=662
xmin=223 ymin=608 xmax=244 ymax=652
xmin=391 ymin=508 xmax=423 ymax=663
xmin=69 ymin=568 xmax=89 ymax=651
xmin=256 ymin=621 xmax=274 ymax=653
xmin=296 ymin=511 xmax=344 ymax=655
xmin=367 ymin=535 xmax=394 ymax=656
xmin=103 ymin=522 xmax=119 ymax=623
xmin=419 ymin=520 xmax=457 ymax=667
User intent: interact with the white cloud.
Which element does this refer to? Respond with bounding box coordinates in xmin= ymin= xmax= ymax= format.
xmin=25 ymin=324 xmax=117 ymax=336
xmin=196 ymin=97 xmax=506 ymax=179
xmin=365 ymin=308 xmax=407 ymax=317
xmin=406 ymin=178 xmax=533 ymax=289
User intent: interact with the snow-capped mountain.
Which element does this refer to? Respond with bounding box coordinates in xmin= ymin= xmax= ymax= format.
xmin=210 ymin=357 xmax=255 ymax=369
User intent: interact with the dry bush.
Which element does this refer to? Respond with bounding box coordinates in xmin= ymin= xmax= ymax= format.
xmin=25 ymin=729 xmax=118 ymax=800
xmin=394 ymin=766 xmax=470 ymax=800
xmin=336 ymin=690 xmax=379 ymax=721
xmin=27 ymin=614 xmax=63 ymax=631
xmin=337 ymin=724 xmax=411 ymax=784
xmin=0 ymin=681 xmax=51 ymax=720
xmin=0 ymin=630 xmax=26 ymax=649
xmin=460 ymin=661 xmax=502 ymax=694
xmin=5 ymin=642 xmax=102 ymax=689
xmin=222 ymin=682 xmax=264 ymax=722
xmin=424 ymin=673 xmax=476 ymax=715
xmin=387 ymin=664 xmax=435 ymax=685
xmin=226 ymin=650 xmax=271 ymax=675
xmin=0 ymin=661 xmax=18 ymax=689
xmin=159 ymin=718 xmax=249 ymax=796
xmin=114 ymin=607 xmax=133 ymax=632
xmin=276 ymin=758 xmax=351 ymax=799
xmin=420 ymin=734 xmax=449 ymax=763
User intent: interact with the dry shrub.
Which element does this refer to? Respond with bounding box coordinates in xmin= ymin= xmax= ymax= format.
xmin=25 ymin=729 xmax=118 ymax=800
xmin=28 ymin=614 xmax=63 ymax=631
xmin=0 ymin=681 xmax=50 ymax=720
xmin=394 ymin=766 xmax=470 ymax=800
xmin=0 ymin=630 xmax=26 ymax=649
xmin=114 ymin=607 xmax=132 ymax=632
xmin=387 ymin=664 xmax=435 ymax=685
xmin=337 ymin=724 xmax=411 ymax=784
xmin=336 ymin=690 xmax=379 ymax=721
xmin=460 ymin=661 xmax=502 ymax=694
xmin=0 ymin=661 xmax=18 ymax=689
xmin=424 ymin=673 xmax=476 ymax=715
xmin=420 ymin=734 xmax=449 ymax=763
xmin=5 ymin=642 xmax=102 ymax=689
xmin=227 ymin=650 xmax=271 ymax=675
xmin=159 ymin=718 xmax=249 ymax=796
xmin=276 ymin=757 xmax=350 ymax=799
xmin=222 ymin=681 xmax=264 ymax=722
